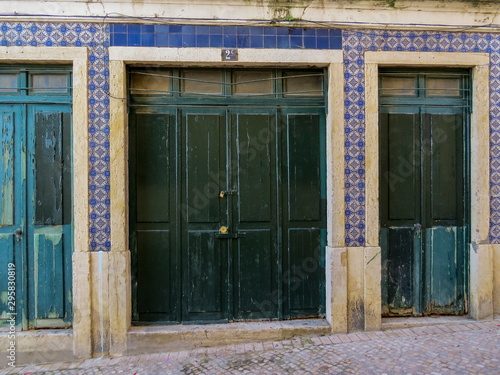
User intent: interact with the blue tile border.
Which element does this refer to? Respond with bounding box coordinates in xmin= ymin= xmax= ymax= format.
xmin=0 ymin=21 xmax=111 ymax=251
xmin=342 ymin=29 xmax=500 ymax=247
xmin=110 ymin=23 xmax=342 ymax=50
xmin=2 ymin=21 xmax=500 ymax=250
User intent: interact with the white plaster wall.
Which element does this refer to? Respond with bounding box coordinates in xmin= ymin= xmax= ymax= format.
xmin=3 ymin=0 xmax=500 ymax=31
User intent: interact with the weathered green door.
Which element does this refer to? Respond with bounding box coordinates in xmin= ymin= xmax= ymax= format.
xmin=130 ymin=68 xmax=326 ymax=323
xmin=0 ymin=68 xmax=72 ymax=330
xmin=379 ymin=70 xmax=469 ymax=316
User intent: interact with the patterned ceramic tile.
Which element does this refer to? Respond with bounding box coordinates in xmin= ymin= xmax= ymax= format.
xmin=2 ymin=22 xmax=499 ymax=250
xmin=0 ymin=22 xmax=111 ymax=251
xmin=342 ymin=29 xmax=500 ymax=246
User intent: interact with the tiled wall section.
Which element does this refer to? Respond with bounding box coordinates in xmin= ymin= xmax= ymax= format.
xmin=110 ymin=24 xmax=342 ymax=49
xmin=342 ymin=30 xmax=500 ymax=246
xmin=0 ymin=22 xmax=111 ymax=251
xmin=1 ymin=22 xmax=499 ymax=249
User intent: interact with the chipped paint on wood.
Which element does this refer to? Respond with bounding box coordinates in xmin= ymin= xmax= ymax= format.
xmin=0 ymin=111 xmax=14 ymax=226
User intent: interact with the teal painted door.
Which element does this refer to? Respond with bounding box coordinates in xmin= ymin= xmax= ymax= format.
xmin=130 ymin=106 xmax=326 ymax=323
xmin=0 ymin=105 xmax=26 ymax=329
xmin=379 ymin=71 xmax=469 ymax=316
xmin=0 ymin=103 xmax=72 ymax=329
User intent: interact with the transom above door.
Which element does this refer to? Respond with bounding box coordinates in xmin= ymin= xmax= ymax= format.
xmin=379 ymin=69 xmax=470 ymax=316
xmin=129 ymin=68 xmax=327 ymax=323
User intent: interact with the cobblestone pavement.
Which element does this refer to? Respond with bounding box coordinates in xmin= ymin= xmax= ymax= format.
xmin=2 ymin=319 xmax=499 ymax=375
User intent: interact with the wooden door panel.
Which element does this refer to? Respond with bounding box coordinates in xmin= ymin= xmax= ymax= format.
xmin=426 ymin=226 xmax=465 ymax=314
xmin=0 ymin=105 xmax=24 ymax=329
xmin=136 ymin=114 xmax=170 ymax=223
xmin=186 ymin=231 xmax=223 ymax=317
xmin=232 ymin=111 xmax=279 ymax=319
xmin=185 ymin=113 xmax=222 ymax=224
xmin=380 ymin=109 xmax=422 ymax=315
xmin=131 ymin=103 xmax=326 ymax=323
xmin=33 ymin=230 xmax=65 ymax=325
xmin=380 ymin=103 xmax=467 ymax=316
xmin=33 ymin=111 xmax=69 ymax=226
xmin=429 ymin=113 xmax=464 ymax=224
xmin=0 ymin=109 xmax=16 ymax=326
xmin=130 ymin=110 xmax=179 ymax=323
xmin=381 ymin=227 xmax=415 ymax=314
xmin=235 ymin=114 xmax=272 ymax=223
xmin=380 ymin=112 xmax=420 ymax=225
xmin=234 ymin=230 xmax=274 ymax=318
xmin=136 ymin=230 xmax=172 ymax=317
xmin=0 ymin=110 xmax=15 ymax=226
xmin=286 ymin=114 xmax=321 ymax=222
xmin=28 ymin=105 xmax=72 ymax=328
xmin=182 ymin=109 xmax=227 ymax=321
xmin=287 ymin=228 xmax=322 ymax=315
xmin=425 ymin=111 xmax=466 ymax=314
xmin=282 ymin=109 xmax=325 ymax=318
xmin=0 ymin=234 xmax=15 ymax=327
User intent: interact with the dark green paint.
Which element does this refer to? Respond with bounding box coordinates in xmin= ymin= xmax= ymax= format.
xmin=136 ymin=114 xmax=170 ymax=223
xmin=379 ymin=70 xmax=469 ymax=316
xmin=129 ymin=70 xmax=326 ymax=323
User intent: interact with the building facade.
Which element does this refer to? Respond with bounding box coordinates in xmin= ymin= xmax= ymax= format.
xmin=0 ymin=0 xmax=499 ymax=359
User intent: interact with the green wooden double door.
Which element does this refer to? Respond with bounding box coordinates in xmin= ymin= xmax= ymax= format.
xmin=130 ymin=106 xmax=326 ymax=323
xmin=379 ymin=71 xmax=470 ymax=316
xmin=0 ymin=103 xmax=72 ymax=329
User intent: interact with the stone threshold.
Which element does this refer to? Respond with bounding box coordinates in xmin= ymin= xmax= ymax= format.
xmin=0 ymin=329 xmax=76 ymax=367
xmin=382 ymin=315 xmax=475 ymax=330
xmin=126 ymin=319 xmax=331 ymax=356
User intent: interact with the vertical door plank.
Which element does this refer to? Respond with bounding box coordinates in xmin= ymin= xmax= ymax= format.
xmin=130 ymin=110 xmax=179 ymax=323
xmin=426 ymin=227 xmax=464 ymax=313
xmin=136 ymin=114 xmax=170 ymax=223
xmin=0 ymin=111 xmax=14 ymax=226
xmin=430 ymin=114 xmax=461 ymax=221
xmin=34 ymin=111 xmax=63 ymax=225
xmin=236 ymin=114 xmax=272 ymax=223
xmin=282 ymin=109 xmax=325 ymax=318
xmin=386 ymin=228 xmax=414 ymax=312
xmin=287 ymin=114 xmax=321 ymax=222
xmin=33 ymin=231 xmax=65 ymax=321
xmin=187 ymin=231 xmax=221 ymax=313
xmin=287 ymin=228 xmax=321 ymax=311
xmin=232 ymin=111 xmax=278 ymax=319
xmin=386 ymin=113 xmax=418 ymax=221
xmin=185 ymin=114 xmax=221 ymax=223
xmin=380 ymin=110 xmax=421 ymax=315
xmin=29 ymin=105 xmax=72 ymax=328
xmin=136 ymin=230 xmax=171 ymax=315
xmin=425 ymin=111 xmax=466 ymax=314
xmin=182 ymin=109 xmax=227 ymax=321
xmin=0 ymin=105 xmax=23 ymax=329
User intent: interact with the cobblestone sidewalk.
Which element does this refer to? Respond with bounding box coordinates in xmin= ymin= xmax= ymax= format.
xmin=2 ymin=319 xmax=499 ymax=375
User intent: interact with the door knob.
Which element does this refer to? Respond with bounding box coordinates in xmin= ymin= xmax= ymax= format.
xmin=14 ymin=229 xmax=22 ymax=236
xmin=219 ymin=226 xmax=228 ymax=234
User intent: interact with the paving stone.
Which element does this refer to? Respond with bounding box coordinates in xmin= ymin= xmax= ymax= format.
xmin=319 ymin=335 xmax=333 ymax=345
xmin=3 ymin=320 xmax=500 ymax=375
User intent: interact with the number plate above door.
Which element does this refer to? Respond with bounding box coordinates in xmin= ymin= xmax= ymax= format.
xmin=221 ymin=49 xmax=238 ymax=61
